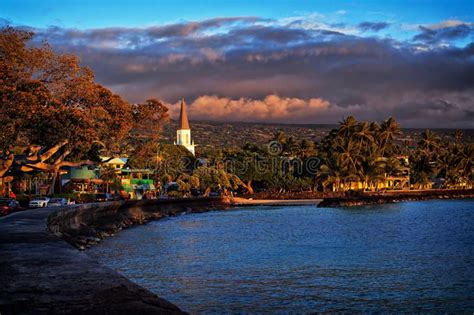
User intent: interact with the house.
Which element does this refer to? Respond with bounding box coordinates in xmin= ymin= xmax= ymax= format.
xmin=100 ymin=156 xmax=127 ymax=170
xmin=61 ymin=166 xmax=102 ymax=193
xmin=119 ymin=168 xmax=156 ymax=199
xmin=331 ymin=155 xmax=411 ymax=192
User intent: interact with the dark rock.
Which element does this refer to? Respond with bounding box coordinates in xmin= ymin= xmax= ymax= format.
xmin=318 ymin=189 xmax=474 ymax=207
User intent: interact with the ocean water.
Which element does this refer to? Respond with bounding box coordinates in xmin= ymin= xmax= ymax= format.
xmin=88 ymin=200 xmax=474 ymax=313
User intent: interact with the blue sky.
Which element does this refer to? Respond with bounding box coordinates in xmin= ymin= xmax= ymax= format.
xmin=2 ymin=0 xmax=472 ymax=36
xmin=1 ymin=1 xmax=473 ymax=127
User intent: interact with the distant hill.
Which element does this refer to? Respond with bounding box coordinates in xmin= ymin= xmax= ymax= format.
xmin=162 ymin=120 xmax=474 ymax=150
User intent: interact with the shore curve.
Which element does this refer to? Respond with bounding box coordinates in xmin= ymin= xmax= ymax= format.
xmin=1 ymin=198 xmax=232 ymax=314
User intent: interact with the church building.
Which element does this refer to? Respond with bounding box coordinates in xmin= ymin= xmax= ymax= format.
xmin=175 ymin=98 xmax=195 ymax=155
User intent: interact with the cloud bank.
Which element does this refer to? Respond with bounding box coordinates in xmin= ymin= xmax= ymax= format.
xmin=17 ymin=16 xmax=474 ymax=128
xmin=163 ymin=94 xmax=473 ymax=128
xmin=414 ymin=21 xmax=474 ymax=44
xmin=166 ymin=95 xmax=331 ymax=122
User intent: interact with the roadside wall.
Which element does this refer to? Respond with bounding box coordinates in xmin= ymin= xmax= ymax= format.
xmin=48 ymin=197 xmax=232 ymax=249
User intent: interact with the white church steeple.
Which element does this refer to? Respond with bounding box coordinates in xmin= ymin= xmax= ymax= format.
xmin=175 ymin=97 xmax=195 ymax=155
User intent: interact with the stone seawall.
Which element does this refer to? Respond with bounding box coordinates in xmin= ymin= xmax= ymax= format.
xmin=318 ymin=189 xmax=474 ymax=207
xmin=0 ymin=197 xmax=232 ymax=314
xmin=48 ymin=197 xmax=232 ymax=249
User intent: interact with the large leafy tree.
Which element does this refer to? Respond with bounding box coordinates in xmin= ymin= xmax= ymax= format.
xmin=0 ymin=27 xmax=168 ymax=193
xmin=126 ymin=99 xmax=170 ymax=167
xmin=1 ymin=28 xmax=133 ymax=154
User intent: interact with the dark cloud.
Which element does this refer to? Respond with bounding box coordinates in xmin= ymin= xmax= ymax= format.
xmin=20 ymin=17 xmax=474 ymax=128
xmin=395 ymin=99 xmax=457 ymax=118
xmin=229 ymin=25 xmax=311 ymax=43
xmin=414 ymin=24 xmax=473 ymax=44
xmin=391 ymin=99 xmax=473 ymax=127
xmin=465 ymin=109 xmax=474 ymax=119
xmin=146 ymin=17 xmax=265 ymax=38
xmin=357 ymin=21 xmax=390 ymax=32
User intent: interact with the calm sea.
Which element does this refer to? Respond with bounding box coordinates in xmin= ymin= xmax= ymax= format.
xmin=88 ymin=200 xmax=474 ymax=313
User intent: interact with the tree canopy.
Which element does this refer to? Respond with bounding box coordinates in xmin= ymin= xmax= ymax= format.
xmin=0 ymin=27 xmax=169 ymax=190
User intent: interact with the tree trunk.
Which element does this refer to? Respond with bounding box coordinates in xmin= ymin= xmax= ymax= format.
xmin=0 ymin=178 xmax=4 ymax=197
xmin=358 ymin=138 xmax=364 ymax=156
xmin=49 ymin=169 xmax=58 ymax=195
xmin=243 ymin=180 xmax=254 ymax=194
xmin=0 ymin=153 xmax=14 ymax=178
xmin=381 ymin=133 xmax=390 ymax=157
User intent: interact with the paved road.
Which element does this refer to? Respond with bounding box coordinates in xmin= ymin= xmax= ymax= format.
xmin=0 ymin=207 xmax=184 ymax=314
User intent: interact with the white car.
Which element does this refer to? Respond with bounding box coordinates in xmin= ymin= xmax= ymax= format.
xmin=29 ymin=197 xmax=50 ymax=208
xmin=48 ymin=198 xmax=68 ymax=207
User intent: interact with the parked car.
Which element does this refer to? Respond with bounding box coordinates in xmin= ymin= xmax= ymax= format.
xmin=29 ymin=197 xmax=50 ymax=208
xmin=48 ymin=198 xmax=68 ymax=207
xmin=95 ymin=193 xmax=114 ymax=202
xmin=0 ymin=198 xmax=20 ymax=216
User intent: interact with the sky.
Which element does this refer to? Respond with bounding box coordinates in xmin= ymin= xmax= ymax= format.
xmin=1 ymin=0 xmax=474 ymax=128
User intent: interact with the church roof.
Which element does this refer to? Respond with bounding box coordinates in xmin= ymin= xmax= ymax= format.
xmin=179 ymin=97 xmax=190 ymax=129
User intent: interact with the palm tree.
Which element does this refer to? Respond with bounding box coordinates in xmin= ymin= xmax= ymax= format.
xmin=418 ymin=129 xmax=441 ymax=157
xmin=379 ymin=117 xmax=401 ymax=157
xmin=455 ymin=143 xmax=473 ymax=188
xmin=436 ymin=150 xmax=460 ymax=188
xmin=354 ymin=121 xmax=374 ymax=156
xmin=335 ymin=136 xmax=359 ymax=173
xmin=338 ymin=116 xmax=358 ymax=139
xmin=384 ymin=157 xmax=404 ymax=177
xmin=317 ymin=154 xmax=346 ymax=192
xmin=464 ymin=144 xmax=473 ymax=179
xmin=453 ymin=130 xmax=464 ymax=143
xmin=298 ymin=139 xmax=317 ymax=159
xmin=357 ymin=157 xmax=386 ymax=191
xmin=410 ymin=153 xmax=433 ymax=189
xmin=369 ymin=121 xmax=381 ymax=134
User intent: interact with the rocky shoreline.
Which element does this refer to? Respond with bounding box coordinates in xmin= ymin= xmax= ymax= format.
xmin=318 ymin=189 xmax=474 ymax=207
xmin=1 ymin=197 xmax=234 ymax=314
xmin=2 ymin=193 xmax=472 ymax=314
xmin=47 ymin=191 xmax=474 ymax=249
xmin=48 ymin=197 xmax=233 ymax=250
xmin=47 ymin=197 xmax=324 ymax=250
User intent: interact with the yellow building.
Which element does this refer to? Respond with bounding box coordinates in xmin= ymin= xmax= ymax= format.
xmin=331 ymin=156 xmax=411 ymax=192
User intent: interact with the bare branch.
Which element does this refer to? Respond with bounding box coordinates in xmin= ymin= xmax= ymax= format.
xmin=40 ymin=140 xmax=68 ymax=162
xmin=56 ymin=160 xmax=95 ymax=168
xmin=0 ymin=153 xmax=15 ymax=177
xmin=54 ymin=149 xmax=72 ymax=165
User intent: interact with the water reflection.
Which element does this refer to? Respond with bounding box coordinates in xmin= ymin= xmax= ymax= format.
xmin=88 ymin=200 xmax=474 ymax=313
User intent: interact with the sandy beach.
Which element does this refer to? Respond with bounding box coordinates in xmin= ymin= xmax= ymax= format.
xmin=230 ymin=197 xmax=322 ymax=206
